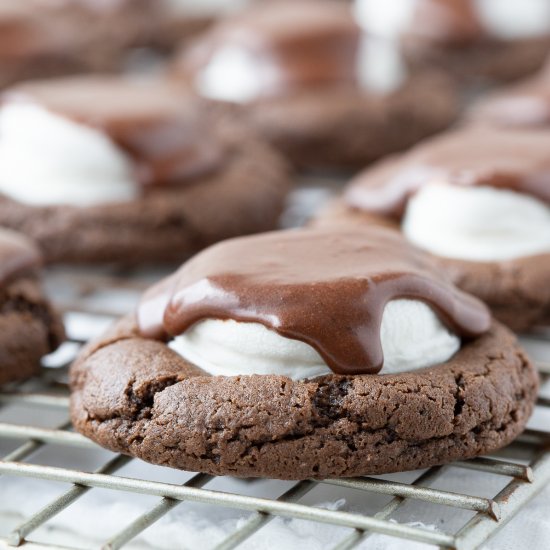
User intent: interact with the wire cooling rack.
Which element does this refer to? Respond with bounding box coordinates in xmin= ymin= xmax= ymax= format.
xmin=0 ymin=267 xmax=548 ymax=550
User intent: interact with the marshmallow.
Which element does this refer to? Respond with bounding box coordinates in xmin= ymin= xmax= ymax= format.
xmin=170 ymin=299 xmax=460 ymax=380
xmin=0 ymin=102 xmax=137 ymax=207
xmin=402 ymin=182 xmax=550 ymax=261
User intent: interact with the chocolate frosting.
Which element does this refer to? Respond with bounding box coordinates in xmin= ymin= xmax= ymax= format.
xmin=181 ymin=0 xmax=361 ymax=99
xmin=3 ymin=76 xmax=224 ymax=187
xmin=346 ymin=127 xmax=550 ymax=218
xmin=0 ymin=228 xmax=41 ymax=284
xmin=137 ymin=227 xmax=490 ymax=375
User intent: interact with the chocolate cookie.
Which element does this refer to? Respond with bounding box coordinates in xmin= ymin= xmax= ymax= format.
xmin=0 ymin=229 xmax=64 ymax=386
xmin=0 ymin=76 xmax=290 ymax=265
xmin=318 ymin=126 xmax=550 ymax=331
xmin=0 ymin=0 xmax=169 ymax=89
xmin=69 ymin=306 xmax=537 ymax=480
xmin=376 ymin=0 xmax=550 ymax=85
xmin=70 ymin=227 xmax=537 ymax=479
xmin=173 ymin=0 xmax=458 ymax=170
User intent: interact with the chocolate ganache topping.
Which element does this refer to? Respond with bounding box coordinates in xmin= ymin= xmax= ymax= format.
xmin=2 ymin=76 xmax=224 ymax=186
xmin=345 ymin=127 xmax=550 ymax=218
xmin=181 ymin=0 xmax=361 ymax=98
xmin=0 ymin=228 xmax=41 ymax=284
xmin=137 ymin=227 xmax=490 ymax=375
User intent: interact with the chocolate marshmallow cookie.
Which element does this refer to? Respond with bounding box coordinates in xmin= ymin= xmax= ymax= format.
xmin=322 ymin=126 xmax=550 ymax=331
xmin=0 ymin=76 xmax=290 ymax=264
xmin=357 ymin=0 xmax=550 ymax=86
xmin=173 ymin=0 xmax=458 ymax=170
xmin=0 ymin=228 xmax=64 ymax=386
xmin=70 ymin=227 xmax=537 ymax=479
xmin=0 ymin=0 xmax=169 ymax=89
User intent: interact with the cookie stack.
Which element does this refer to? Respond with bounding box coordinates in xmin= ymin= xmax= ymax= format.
xmin=0 ymin=0 xmax=546 ymax=482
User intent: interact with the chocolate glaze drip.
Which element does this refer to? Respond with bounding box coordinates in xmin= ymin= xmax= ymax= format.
xmin=137 ymin=227 xmax=490 ymax=375
xmin=346 ymin=127 xmax=550 ymax=218
xmin=181 ymin=0 xmax=361 ymax=99
xmin=0 ymin=228 xmax=41 ymax=284
xmin=3 ymin=76 xmax=224 ymax=187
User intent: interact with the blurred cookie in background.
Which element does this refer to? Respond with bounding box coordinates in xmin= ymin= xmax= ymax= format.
xmin=0 ymin=0 xmax=162 ymax=87
xmin=467 ymin=56 xmax=550 ymax=127
xmin=0 ymin=75 xmax=291 ymax=264
xmin=319 ymin=125 xmax=550 ymax=331
xmin=356 ymin=0 xmax=550 ymax=88
xmin=0 ymin=228 xmax=64 ymax=386
xmin=173 ymin=0 xmax=459 ymax=171
xmin=150 ymin=0 xmax=250 ymax=54
xmin=0 ymin=0 xmax=242 ymax=89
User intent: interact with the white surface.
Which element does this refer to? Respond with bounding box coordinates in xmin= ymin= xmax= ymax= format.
xmin=0 ymin=102 xmax=137 ymax=207
xmin=170 ymin=299 xmax=460 ymax=379
xmin=402 ymin=183 xmax=550 ymax=261
xmin=0 ymin=478 xmax=548 ymax=550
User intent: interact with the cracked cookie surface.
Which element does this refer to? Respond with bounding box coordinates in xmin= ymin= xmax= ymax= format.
xmin=0 ymin=276 xmax=65 ymax=386
xmin=70 ymin=314 xmax=537 ymax=479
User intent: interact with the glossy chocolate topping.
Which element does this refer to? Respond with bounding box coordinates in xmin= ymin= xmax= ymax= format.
xmin=137 ymin=227 xmax=490 ymax=375
xmin=181 ymin=0 xmax=361 ymax=98
xmin=346 ymin=127 xmax=550 ymax=218
xmin=406 ymin=0 xmax=484 ymax=44
xmin=3 ymin=76 xmax=224 ymax=186
xmin=0 ymin=228 xmax=41 ymax=284
xmin=471 ymin=76 xmax=550 ymax=127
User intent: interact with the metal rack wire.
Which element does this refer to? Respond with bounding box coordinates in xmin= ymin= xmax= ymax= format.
xmin=0 ymin=268 xmax=549 ymax=550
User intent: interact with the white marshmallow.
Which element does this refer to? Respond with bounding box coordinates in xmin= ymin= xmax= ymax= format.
xmin=356 ymin=35 xmax=407 ymax=93
xmin=195 ymin=45 xmax=278 ymax=103
xmin=169 ymin=299 xmax=460 ymax=380
xmin=0 ymin=102 xmax=137 ymax=207
xmin=475 ymin=0 xmax=550 ymax=39
xmin=402 ymin=182 xmax=550 ymax=262
xmin=354 ymin=0 xmax=550 ymax=40
xmin=353 ymin=0 xmax=416 ymax=38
